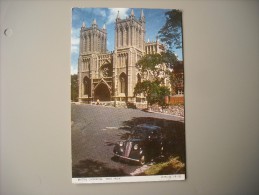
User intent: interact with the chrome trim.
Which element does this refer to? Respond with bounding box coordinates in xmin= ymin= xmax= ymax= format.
xmin=124 ymin=142 xmax=132 ymax=157
xmin=114 ymin=154 xmax=140 ymax=162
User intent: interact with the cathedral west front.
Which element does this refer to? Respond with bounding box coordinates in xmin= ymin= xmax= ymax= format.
xmin=78 ymin=9 xmax=166 ymax=103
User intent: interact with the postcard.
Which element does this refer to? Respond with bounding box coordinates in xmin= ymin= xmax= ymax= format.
xmin=71 ymin=7 xmax=185 ymax=183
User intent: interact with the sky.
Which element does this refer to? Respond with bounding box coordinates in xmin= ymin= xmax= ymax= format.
xmin=71 ymin=8 xmax=183 ymax=74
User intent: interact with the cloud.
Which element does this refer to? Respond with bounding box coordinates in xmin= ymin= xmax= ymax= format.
xmin=71 ymin=28 xmax=80 ymax=54
xmin=71 ymin=64 xmax=78 ymax=75
xmin=107 ymin=8 xmax=130 ymax=24
xmin=71 ymin=27 xmax=80 ymax=40
xmin=71 ymin=45 xmax=79 ymax=54
xmin=93 ymin=8 xmax=107 ymax=18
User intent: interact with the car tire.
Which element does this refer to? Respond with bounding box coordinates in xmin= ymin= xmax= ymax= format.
xmin=139 ymin=155 xmax=146 ymax=165
xmin=113 ymin=155 xmax=119 ymax=162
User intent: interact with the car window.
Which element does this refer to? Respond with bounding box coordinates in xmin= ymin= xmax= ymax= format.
xmin=131 ymin=129 xmax=147 ymax=139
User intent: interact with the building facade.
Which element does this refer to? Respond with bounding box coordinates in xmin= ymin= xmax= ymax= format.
xmin=78 ymin=9 xmax=166 ymax=103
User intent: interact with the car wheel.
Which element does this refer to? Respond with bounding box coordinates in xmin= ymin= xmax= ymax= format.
xmin=112 ymin=155 xmax=119 ymax=162
xmin=139 ymin=155 xmax=146 ymax=165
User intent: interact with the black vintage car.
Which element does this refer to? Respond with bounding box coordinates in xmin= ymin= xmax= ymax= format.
xmin=113 ymin=124 xmax=164 ymax=165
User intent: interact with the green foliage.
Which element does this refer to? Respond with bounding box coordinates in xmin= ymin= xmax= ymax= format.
xmin=134 ymin=80 xmax=170 ymax=107
xmin=134 ymin=51 xmax=182 ymax=107
xmin=161 ymin=50 xmax=178 ymax=68
xmin=144 ymin=156 xmax=185 ymax=175
xmin=136 ymin=52 xmax=177 ymax=81
xmin=136 ymin=53 xmax=163 ymax=82
xmin=157 ymin=85 xmax=171 ymax=107
xmin=136 ymin=53 xmax=163 ymax=72
xmin=158 ymin=9 xmax=183 ymax=49
xmin=134 ymin=53 xmax=174 ymax=107
xmin=71 ymin=74 xmax=79 ymax=102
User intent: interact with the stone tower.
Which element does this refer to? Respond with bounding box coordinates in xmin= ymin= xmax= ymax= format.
xmin=78 ymin=19 xmax=112 ymax=102
xmin=113 ymin=9 xmax=146 ymax=102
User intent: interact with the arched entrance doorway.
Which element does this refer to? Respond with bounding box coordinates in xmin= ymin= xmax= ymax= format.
xmin=94 ymin=83 xmax=111 ymax=101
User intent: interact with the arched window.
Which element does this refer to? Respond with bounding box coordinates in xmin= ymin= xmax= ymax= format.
xmin=88 ymin=35 xmax=91 ymax=52
xmin=125 ymin=26 xmax=129 ymax=46
xmin=136 ymin=28 xmax=139 ymax=47
xmin=119 ymin=73 xmax=127 ymax=94
xmin=121 ymin=77 xmax=125 ymax=93
xmin=120 ymin=28 xmax=123 ymax=47
xmin=83 ymin=76 xmax=91 ymax=95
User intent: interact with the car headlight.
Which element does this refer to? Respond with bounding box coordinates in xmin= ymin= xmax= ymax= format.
xmin=119 ymin=141 xmax=123 ymax=147
xmin=133 ymin=144 xmax=138 ymax=150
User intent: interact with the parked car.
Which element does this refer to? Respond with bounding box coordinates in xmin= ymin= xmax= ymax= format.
xmin=113 ymin=124 xmax=164 ymax=165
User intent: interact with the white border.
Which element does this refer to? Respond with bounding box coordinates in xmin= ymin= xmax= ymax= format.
xmin=72 ymin=174 xmax=185 ymax=184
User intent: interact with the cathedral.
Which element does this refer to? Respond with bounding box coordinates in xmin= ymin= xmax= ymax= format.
xmin=78 ymin=9 xmax=166 ymax=103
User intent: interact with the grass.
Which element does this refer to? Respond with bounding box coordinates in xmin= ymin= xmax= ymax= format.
xmin=144 ymin=156 xmax=185 ymax=175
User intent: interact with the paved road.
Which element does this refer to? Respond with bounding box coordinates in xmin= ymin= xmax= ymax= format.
xmin=71 ymin=103 xmax=184 ymax=177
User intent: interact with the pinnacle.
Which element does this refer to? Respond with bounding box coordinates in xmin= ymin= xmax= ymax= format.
xmin=131 ymin=9 xmax=134 ymax=16
xmin=141 ymin=9 xmax=144 ymax=18
xmin=82 ymin=21 xmax=86 ymax=28
xmin=116 ymin=10 xmax=120 ymax=19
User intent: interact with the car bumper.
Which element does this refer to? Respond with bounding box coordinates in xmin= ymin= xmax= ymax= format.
xmin=114 ymin=153 xmax=140 ymax=163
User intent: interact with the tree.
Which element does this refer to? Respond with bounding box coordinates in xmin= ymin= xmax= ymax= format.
xmin=71 ymin=74 xmax=79 ymax=102
xmin=136 ymin=53 xmax=164 ymax=82
xmin=157 ymin=85 xmax=171 ymax=108
xmin=134 ymin=53 xmax=172 ymax=107
xmin=134 ymin=80 xmax=170 ymax=108
xmin=136 ymin=52 xmax=177 ymax=82
xmin=158 ymin=10 xmax=183 ymax=49
xmin=170 ymin=61 xmax=184 ymax=95
xmin=134 ymin=80 xmax=157 ymax=106
xmin=161 ymin=50 xmax=178 ymax=68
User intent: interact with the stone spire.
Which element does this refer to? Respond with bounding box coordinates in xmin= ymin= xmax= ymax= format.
xmin=130 ymin=9 xmax=135 ymax=17
xmin=140 ymin=9 xmax=145 ymax=22
xmin=102 ymin=24 xmax=106 ymax=31
xmin=141 ymin=9 xmax=144 ymax=18
xmin=116 ymin=10 xmax=120 ymax=20
xmin=81 ymin=21 xmax=86 ymax=30
xmin=92 ymin=19 xmax=97 ymax=27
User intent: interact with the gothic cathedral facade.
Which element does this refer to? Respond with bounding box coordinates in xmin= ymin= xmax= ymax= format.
xmin=78 ymin=9 xmax=165 ymax=103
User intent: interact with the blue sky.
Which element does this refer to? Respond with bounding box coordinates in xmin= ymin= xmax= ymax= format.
xmin=71 ymin=8 xmax=183 ymax=74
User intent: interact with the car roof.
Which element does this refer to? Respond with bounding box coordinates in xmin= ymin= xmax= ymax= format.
xmin=135 ymin=124 xmax=161 ymax=131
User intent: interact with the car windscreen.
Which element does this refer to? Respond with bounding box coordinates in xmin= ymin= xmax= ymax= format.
xmin=131 ymin=129 xmax=148 ymax=139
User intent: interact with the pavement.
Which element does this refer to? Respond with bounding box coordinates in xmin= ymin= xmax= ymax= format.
xmin=71 ymin=103 xmax=185 ymax=177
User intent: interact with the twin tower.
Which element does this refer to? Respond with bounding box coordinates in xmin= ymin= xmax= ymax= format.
xmin=78 ymin=9 xmax=163 ymax=103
